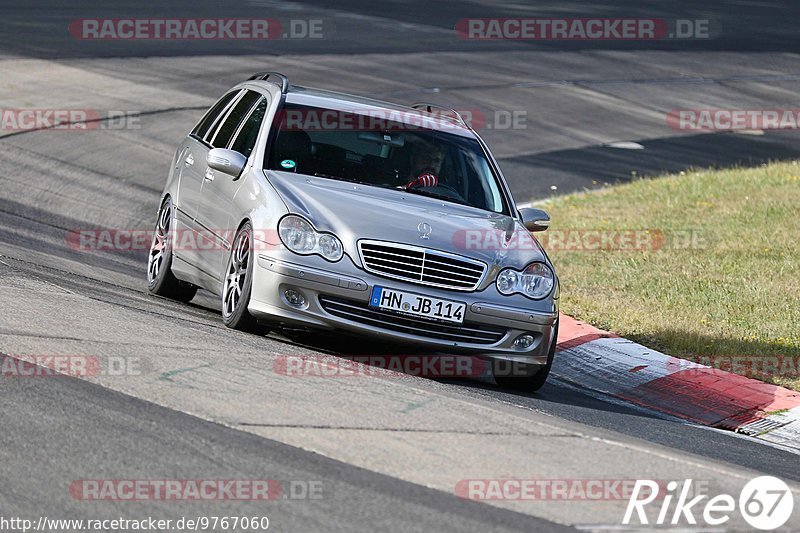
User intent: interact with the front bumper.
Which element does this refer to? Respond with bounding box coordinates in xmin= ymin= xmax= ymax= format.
xmin=249 ymin=251 xmax=558 ymax=365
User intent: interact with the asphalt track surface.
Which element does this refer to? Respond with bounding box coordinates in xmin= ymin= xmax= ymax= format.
xmin=1 ymin=1 xmax=800 ymax=531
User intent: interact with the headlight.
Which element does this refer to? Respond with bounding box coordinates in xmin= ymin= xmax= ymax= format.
xmin=496 ymin=263 xmax=554 ymax=299
xmin=278 ymin=215 xmax=344 ymax=262
xmin=318 ymin=234 xmax=343 ymax=260
xmin=496 ymin=269 xmax=520 ymax=295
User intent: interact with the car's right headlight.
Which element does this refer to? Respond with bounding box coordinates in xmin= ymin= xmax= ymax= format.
xmin=278 ymin=215 xmax=343 ymax=262
xmin=496 ymin=262 xmax=554 ymax=299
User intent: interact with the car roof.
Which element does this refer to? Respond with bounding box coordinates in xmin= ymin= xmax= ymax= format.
xmin=279 ymin=84 xmax=477 ymax=138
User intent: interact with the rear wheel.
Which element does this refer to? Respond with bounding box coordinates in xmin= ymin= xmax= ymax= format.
xmin=147 ymin=197 xmax=197 ymax=303
xmin=493 ymin=320 xmax=559 ymax=392
xmin=221 ymin=222 xmax=263 ymax=333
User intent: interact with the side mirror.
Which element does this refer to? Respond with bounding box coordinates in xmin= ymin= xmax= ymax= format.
xmin=207 ymin=148 xmax=247 ymax=178
xmin=519 ymin=207 xmax=550 ymax=232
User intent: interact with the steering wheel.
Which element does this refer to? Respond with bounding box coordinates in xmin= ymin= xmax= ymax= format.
xmin=404 ymin=171 xmax=466 ymax=202
xmin=429 ymin=182 xmax=460 ymax=195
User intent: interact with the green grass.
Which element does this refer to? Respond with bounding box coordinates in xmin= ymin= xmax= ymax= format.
xmin=540 ymin=162 xmax=800 ymax=390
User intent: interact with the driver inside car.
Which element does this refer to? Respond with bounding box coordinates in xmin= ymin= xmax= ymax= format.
xmin=404 ymin=141 xmax=443 ymax=189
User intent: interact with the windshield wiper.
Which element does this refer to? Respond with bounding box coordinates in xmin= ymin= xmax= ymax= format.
xmin=313 ymin=174 xmax=469 ymax=207
xmin=399 ymin=187 xmax=471 ymax=207
xmin=313 ymin=173 xmax=372 ymax=186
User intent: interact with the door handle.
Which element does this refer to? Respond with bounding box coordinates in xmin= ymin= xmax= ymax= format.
xmin=185 ymin=153 xmax=194 ymax=166
xmin=204 ymin=168 xmax=215 ymax=182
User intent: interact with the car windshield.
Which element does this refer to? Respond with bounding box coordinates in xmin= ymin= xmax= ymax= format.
xmin=265 ymin=103 xmax=508 ymax=214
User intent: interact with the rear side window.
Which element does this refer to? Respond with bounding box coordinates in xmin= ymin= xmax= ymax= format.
xmin=231 ymin=98 xmax=268 ymax=158
xmin=211 ymin=91 xmax=261 ymax=149
xmin=192 ymin=91 xmax=239 ymax=142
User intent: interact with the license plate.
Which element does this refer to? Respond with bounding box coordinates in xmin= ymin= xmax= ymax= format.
xmin=369 ymin=286 xmax=466 ymax=324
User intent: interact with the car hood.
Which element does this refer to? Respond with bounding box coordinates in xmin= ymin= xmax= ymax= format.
xmin=265 ymin=170 xmax=547 ymax=270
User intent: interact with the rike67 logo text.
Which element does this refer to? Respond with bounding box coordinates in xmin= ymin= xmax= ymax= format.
xmin=624 ymin=477 xmax=794 ymax=530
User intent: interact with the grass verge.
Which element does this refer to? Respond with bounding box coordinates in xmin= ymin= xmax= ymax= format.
xmin=542 ymin=161 xmax=800 ymax=390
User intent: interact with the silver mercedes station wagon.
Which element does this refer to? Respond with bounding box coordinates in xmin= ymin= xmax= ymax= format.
xmin=148 ymin=72 xmax=560 ymax=391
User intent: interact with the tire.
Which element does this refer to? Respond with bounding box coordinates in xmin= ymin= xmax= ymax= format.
xmin=493 ymin=320 xmax=559 ymax=392
xmin=221 ymin=222 xmax=262 ymax=333
xmin=147 ymin=197 xmax=198 ymax=303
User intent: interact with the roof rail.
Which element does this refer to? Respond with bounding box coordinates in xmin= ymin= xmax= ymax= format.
xmin=410 ymin=103 xmax=470 ymax=128
xmin=248 ymin=71 xmax=290 ymax=94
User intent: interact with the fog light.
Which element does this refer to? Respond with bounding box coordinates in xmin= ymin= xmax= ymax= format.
xmin=513 ymin=334 xmax=535 ymax=349
xmin=284 ymin=289 xmax=306 ymax=307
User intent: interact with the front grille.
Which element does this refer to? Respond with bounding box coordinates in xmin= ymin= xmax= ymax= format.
xmin=358 ymin=240 xmax=486 ymax=291
xmin=319 ymin=296 xmax=507 ymax=345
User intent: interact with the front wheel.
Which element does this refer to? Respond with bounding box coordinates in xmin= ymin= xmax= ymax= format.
xmin=493 ymin=320 xmax=559 ymax=392
xmin=147 ymin=197 xmax=197 ymax=303
xmin=221 ymin=222 xmax=263 ymax=333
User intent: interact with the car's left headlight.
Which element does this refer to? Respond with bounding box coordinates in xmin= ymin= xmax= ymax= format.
xmin=496 ymin=262 xmax=554 ymax=299
xmin=278 ymin=215 xmax=344 ymax=262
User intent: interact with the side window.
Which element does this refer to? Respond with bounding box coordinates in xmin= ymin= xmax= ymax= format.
xmin=211 ymin=91 xmax=261 ymax=149
xmin=231 ymin=98 xmax=268 ymax=158
xmin=192 ymin=91 xmax=239 ymax=141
